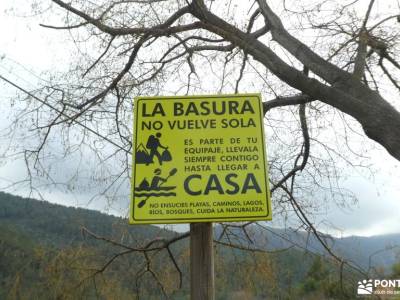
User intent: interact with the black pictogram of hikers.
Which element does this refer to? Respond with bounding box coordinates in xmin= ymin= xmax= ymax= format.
xmin=135 ymin=168 xmax=178 ymax=208
xmin=135 ymin=132 xmax=172 ymax=165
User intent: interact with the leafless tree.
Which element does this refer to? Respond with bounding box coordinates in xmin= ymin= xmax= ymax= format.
xmin=1 ymin=0 xmax=400 ymax=297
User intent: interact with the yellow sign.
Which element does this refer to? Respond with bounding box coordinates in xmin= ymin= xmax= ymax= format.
xmin=130 ymin=94 xmax=271 ymax=224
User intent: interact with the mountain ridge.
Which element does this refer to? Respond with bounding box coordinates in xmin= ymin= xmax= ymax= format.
xmin=2 ymin=190 xmax=398 ymax=271
xmin=1 ymin=190 xmax=399 ymax=299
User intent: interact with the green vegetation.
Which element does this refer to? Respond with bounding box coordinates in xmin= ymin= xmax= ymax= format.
xmin=1 ymin=191 xmax=395 ymax=299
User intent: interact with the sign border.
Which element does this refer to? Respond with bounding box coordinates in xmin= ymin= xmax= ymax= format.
xmin=130 ymin=93 xmax=271 ymax=224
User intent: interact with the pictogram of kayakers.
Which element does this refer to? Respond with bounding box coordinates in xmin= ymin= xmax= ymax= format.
xmin=134 ymin=168 xmax=178 ymax=208
xmin=135 ymin=132 xmax=172 ymax=165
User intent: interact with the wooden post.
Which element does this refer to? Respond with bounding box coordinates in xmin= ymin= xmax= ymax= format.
xmin=190 ymin=222 xmax=214 ymax=300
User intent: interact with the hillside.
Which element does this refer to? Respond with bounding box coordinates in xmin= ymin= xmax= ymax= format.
xmin=220 ymin=225 xmax=400 ymax=271
xmin=1 ymin=191 xmax=398 ymax=299
xmin=0 ymin=191 xmax=172 ymax=248
xmin=0 ymin=191 xmax=185 ymax=299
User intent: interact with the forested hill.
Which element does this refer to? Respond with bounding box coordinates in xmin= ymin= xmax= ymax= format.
xmin=1 ymin=190 xmax=399 ymax=270
xmin=0 ymin=191 xmax=185 ymax=299
xmin=0 ymin=191 xmax=173 ymax=248
xmin=1 ymin=191 xmax=399 ymax=299
xmin=222 ymin=224 xmax=400 ymax=271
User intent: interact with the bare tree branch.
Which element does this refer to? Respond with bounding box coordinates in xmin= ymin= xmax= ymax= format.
xmin=263 ymin=94 xmax=314 ymax=114
xmin=353 ymin=0 xmax=375 ymax=79
xmin=52 ymin=0 xmax=193 ymax=36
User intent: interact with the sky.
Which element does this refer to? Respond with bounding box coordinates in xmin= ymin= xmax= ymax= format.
xmin=0 ymin=0 xmax=399 ymax=238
